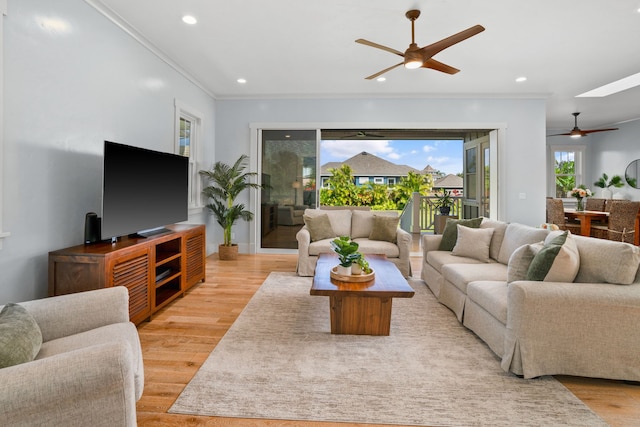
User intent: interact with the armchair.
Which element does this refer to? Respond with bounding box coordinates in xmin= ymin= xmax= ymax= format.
xmin=0 ymin=287 xmax=143 ymax=426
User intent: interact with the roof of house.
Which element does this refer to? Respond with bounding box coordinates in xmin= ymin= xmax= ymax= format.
xmin=434 ymin=174 xmax=463 ymax=188
xmin=320 ymin=151 xmax=420 ymax=176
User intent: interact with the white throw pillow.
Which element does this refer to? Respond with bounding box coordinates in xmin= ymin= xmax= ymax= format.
xmin=451 ymin=225 xmax=495 ymax=263
xmin=526 ymin=231 xmax=580 ymax=282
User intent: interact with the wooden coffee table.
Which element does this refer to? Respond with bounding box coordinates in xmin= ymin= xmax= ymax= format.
xmin=310 ymin=253 xmax=414 ymax=336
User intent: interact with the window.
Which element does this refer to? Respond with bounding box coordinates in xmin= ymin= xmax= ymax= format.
xmin=373 ymin=177 xmax=384 ymax=184
xmin=174 ymin=100 xmax=203 ymax=210
xmin=387 ymin=177 xmax=396 ymax=186
xmin=548 ymin=145 xmax=586 ymax=198
xmin=358 ymin=177 xmax=369 ymax=185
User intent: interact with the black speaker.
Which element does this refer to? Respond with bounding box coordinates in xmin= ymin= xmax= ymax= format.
xmin=84 ymin=212 xmax=101 ymax=244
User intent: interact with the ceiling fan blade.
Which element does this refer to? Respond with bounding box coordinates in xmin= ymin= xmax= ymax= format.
xmin=548 ymin=132 xmax=573 ymax=137
xmin=419 ymin=25 xmax=485 ymax=58
xmin=422 ymin=58 xmax=460 ymax=74
xmin=582 ymin=128 xmax=619 ymax=134
xmin=365 ymin=62 xmax=403 ymax=80
xmin=355 ymin=39 xmax=404 ymax=57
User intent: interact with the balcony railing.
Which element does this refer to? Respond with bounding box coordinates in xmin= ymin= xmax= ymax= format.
xmin=400 ymin=192 xmax=463 ymax=234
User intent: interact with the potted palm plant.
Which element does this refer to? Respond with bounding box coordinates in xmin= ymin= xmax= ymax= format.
xmin=200 ymin=154 xmax=266 ymax=260
xmin=433 ymin=187 xmax=454 ymax=215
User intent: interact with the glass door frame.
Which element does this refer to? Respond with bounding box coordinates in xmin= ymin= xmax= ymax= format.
xmin=249 ymin=123 xmax=506 ymax=254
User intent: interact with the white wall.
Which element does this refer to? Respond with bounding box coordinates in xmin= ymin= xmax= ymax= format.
xmin=0 ymin=0 xmax=215 ymax=303
xmin=215 ymin=97 xmax=547 ymax=251
xmin=588 ymin=119 xmax=640 ymax=200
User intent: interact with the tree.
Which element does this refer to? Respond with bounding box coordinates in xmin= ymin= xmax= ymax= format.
xmin=319 ymin=165 xmax=357 ymax=206
xmin=392 ymin=171 xmax=433 ymax=210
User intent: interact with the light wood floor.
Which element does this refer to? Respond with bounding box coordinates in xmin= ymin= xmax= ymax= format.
xmin=136 ymin=254 xmax=640 ymax=426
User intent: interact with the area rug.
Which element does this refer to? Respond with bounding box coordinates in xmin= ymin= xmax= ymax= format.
xmin=169 ymin=272 xmax=608 ymax=426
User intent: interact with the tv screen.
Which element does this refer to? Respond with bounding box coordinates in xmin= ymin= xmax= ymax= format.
xmin=101 ymin=141 xmax=189 ymax=240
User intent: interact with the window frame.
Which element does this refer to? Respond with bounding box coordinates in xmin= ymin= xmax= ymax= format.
xmin=174 ymin=99 xmax=204 ymax=212
xmin=547 ymin=144 xmax=586 ymax=199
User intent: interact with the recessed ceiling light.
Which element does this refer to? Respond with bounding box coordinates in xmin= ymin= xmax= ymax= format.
xmin=376 ymin=77 xmax=386 ymax=82
xmin=577 ymin=71 xmax=640 ymax=97
xmin=237 ymin=78 xmax=247 ymax=84
xmin=182 ymin=15 xmax=197 ymax=25
xmin=515 ymin=76 xmax=527 ymax=83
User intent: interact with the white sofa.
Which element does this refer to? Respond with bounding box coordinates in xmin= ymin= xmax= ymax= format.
xmin=0 ymin=287 xmax=144 ymax=426
xmin=421 ymin=218 xmax=640 ymax=381
xmin=296 ymin=208 xmax=412 ymax=277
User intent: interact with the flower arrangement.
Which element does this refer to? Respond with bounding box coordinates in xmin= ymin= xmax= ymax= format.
xmin=568 ymin=185 xmax=592 ymax=211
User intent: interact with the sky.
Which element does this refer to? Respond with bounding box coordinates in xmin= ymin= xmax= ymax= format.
xmin=320 ymin=139 xmax=463 ymax=175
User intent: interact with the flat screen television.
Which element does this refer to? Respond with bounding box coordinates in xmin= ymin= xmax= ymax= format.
xmin=101 ymin=141 xmax=189 ymax=240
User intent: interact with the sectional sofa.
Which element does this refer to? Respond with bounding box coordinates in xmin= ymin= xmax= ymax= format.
xmin=421 ymin=218 xmax=640 ymax=381
xmin=296 ymin=208 xmax=412 ymax=277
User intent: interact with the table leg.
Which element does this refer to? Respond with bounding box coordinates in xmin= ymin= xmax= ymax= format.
xmin=329 ymin=295 xmax=392 ymax=336
xmin=580 ymin=216 xmax=592 ymax=236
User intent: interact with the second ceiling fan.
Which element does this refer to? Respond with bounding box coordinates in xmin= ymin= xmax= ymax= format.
xmin=549 ymin=112 xmax=619 ymax=138
xmin=356 ymin=9 xmax=485 ymax=80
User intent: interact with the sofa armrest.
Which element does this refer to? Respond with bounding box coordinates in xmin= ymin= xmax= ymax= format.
xmin=396 ymin=228 xmax=412 ymax=255
xmin=502 ymin=281 xmax=640 ymax=379
xmin=422 ymin=234 xmax=443 ymax=256
xmin=20 ymin=287 xmax=130 ymax=342
xmin=0 ymin=341 xmax=137 ymax=426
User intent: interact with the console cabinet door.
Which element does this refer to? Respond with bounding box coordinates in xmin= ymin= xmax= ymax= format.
xmin=107 ymin=246 xmax=152 ymax=325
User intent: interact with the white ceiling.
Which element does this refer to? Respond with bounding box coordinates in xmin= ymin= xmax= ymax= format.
xmin=92 ymin=0 xmax=640 ymax=132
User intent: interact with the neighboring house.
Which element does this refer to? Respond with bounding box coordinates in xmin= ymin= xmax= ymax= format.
xmin=434 ymin=174 xmax=464 ymax=197
xmin=320 ymin=151 xmax=421 ymax=187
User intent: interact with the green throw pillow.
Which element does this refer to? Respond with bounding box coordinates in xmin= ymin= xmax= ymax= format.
xmin=438 ymin=217 xmax=483 ymax=251
xmin=0 ymin=303 xmax=43 ymax=368
xmin=368 ymin=215 xmax=400 ymax=243
xmin=303 ymin=214 xmax=336 ymax=242
xmin=526 ymin=231 xmax=580 ymax=282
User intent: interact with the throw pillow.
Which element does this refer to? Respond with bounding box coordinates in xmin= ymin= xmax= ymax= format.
xmin=507 ymin=242 xmax=543 ymax=284
xmin=0 ymin=303 xmax=43 ymax=368
xmin=303 ymin=214 xmax=335 ymax=242
xmin=526 ymin=231 xmax=580 ymax=282
xmin=438 ymin=217 xmax=483 ymax=251
xmin=451 ymin=225 xmax=495 ymax=262
xmin=368 ymin=215 xmax=400 ymax=243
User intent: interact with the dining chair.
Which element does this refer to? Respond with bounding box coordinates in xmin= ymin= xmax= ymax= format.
xmin=585 ymin=197 xmax=606 ymax=211
xmin=590 ymin=200 xmax=640 ymax=243
xmin=546 ymin=198 xmax=580 ymax=234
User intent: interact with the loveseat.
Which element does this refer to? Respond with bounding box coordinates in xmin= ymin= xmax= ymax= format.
xmin=296 ymin=208 xmax=412 ymax=277
xmin=421 ymin=217 xmax=640 ymax=381
xmin=0 ymin=287 xmax=144 ymax=426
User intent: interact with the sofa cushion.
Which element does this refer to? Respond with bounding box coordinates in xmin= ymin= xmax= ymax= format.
xmin=526 ymin=231 xmax=580 ymax=282
xmin=352 ymin=238 xmax=400 ymax=257
xmin=304 ymin=209 xmax=352 ymax=238
xmin=497 ymin=223 xmax=549 ymax=265
xmin=452 ymin=225 xmax=494 ymax=263
xmin=507 ymin=243 xmax=543 ymax=284
xmin=442 ymin=263 xmax=508 ymax=294
xmin=573 ymin=234 xmax=640 ymax=285
xmin=0 ymin=304 xmax=43 ymax=368
xmin=439 ymin=217 xmax=483 ymax=251
xmin=426 ymin=251 xmax=486 ymax=273
xmin=303 ymin=214 xmax=336 ymax=242
xmin=351 ymin=210 xmax=397 ymax=238
xmin=480 ymin=218 xmax=509 ymax=261
xmin=369 ymin=215 xmax=400 ymax=243
xmin=308 ymin=238 xmax=338 ymax=256
xmin=467 ymin=281 xmax=509 ymax=324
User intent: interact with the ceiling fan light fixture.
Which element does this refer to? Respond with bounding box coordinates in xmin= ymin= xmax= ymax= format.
xmin=404 ymin=50 xmax=423 ymax=69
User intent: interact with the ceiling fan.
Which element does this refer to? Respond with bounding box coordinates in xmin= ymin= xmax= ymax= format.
xmin=340 ymin=131 xmax=385 ymax=139
xmin=549 ymin=112 xmax=619 ymax=138
xmin=355 ymin=9 xmax=485 ymax=80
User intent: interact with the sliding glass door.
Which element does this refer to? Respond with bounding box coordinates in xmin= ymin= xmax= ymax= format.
xmin=259 ymin=130 xmax=318 ymax=249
